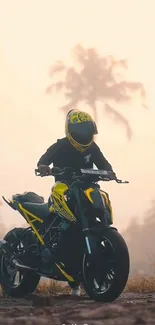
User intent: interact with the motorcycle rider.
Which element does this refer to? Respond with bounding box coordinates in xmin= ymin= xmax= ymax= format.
xmin=37 ymin=109 xmax=115 ymax=296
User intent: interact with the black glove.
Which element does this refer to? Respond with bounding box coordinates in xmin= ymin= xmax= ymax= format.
xmin=110 ymin=171 xmax=117 ymax=180
xmin=102 ymin=170 xmax=117 ymax=180
xmin=38 ymin=165 xmax=51 ymax=176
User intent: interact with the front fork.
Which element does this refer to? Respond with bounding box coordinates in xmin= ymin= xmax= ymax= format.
xmin=74 ymin=187 xmax=96 ymax=255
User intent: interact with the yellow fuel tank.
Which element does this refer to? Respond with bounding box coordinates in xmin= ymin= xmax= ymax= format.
xmin=50 ymin=182 xmax=77 ymax=222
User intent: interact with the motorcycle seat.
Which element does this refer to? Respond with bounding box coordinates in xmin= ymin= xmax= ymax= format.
xmin=20 ymin=202 xmax=50 ymax=220
xmin=13 ymin=191 xmax=44 ymax=204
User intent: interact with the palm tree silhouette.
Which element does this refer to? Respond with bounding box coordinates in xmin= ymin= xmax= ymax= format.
xmin=46 ymin=44 xmax=146 ymax=138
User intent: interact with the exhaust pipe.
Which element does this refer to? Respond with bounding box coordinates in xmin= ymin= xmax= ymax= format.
xmin=0 ymin=240 xmax=37 ymax=272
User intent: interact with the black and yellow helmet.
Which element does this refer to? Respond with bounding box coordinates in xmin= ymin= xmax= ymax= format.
xmin=65 ymin=109 xmax=98 ymax=152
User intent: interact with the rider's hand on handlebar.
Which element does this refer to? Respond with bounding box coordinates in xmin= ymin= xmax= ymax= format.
xmin=103 ymin=170 xmax=117 ymax=180
xmin=111 ymin=171 xmax=118 ymax=181
xmin=37 ymin=165 xmax=51 ymax=177
xmin=113 ymin=171 xmax=117 ymax=179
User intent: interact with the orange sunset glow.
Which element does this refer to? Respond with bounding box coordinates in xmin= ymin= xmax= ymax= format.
xmin=0 ymin=0 xmax=155 ymax=232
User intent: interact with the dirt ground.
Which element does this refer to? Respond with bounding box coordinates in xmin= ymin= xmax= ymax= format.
xmin=0 ymin=292 xmax=155 ymax=325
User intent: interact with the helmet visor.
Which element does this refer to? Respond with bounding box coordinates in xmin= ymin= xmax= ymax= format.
xmin=69 ymin=121 xmax=96 ymax=145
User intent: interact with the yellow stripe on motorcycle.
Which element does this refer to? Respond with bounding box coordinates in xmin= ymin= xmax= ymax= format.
xmin=84 ymin=188 xmax=95 ymax=203
xmin=18 ymin=204 xmax=44 ymax=223
xmin=100 ymin=191 xmax=113 ymax=223
xmin=18 ymin=203 xmax=45 ymax=245
xmin=49 ymin=205 xmax=55 ymax=213
xmin=101 ymin=191 xmax=109 ymax=205
xmin=56 ymin=263 xmax=75 ymax=282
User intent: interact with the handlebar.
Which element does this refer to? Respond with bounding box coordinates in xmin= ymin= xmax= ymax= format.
xmin=35 ymin=167 xmax=129 ymax=184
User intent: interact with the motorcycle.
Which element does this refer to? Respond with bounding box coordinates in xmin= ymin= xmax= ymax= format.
xmin=0 ymin=167 xmax=130 ymax=302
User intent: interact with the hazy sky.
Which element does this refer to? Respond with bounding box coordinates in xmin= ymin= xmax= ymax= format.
xmin=0 ymin=0 xmax=155 ymax=231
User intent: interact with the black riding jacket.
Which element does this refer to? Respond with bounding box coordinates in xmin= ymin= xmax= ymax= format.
xmin=37 ymin=137 xmax=113 ymax=182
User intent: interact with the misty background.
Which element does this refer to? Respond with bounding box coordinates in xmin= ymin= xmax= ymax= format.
xmin=0 ymin=0 xmax=155 ymax=275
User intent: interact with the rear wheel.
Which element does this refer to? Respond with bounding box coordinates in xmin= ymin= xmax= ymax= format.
xmin=0 ymin=227 xmax=40 ymax=297
xmin=82 ymin=228 xmax=130 ymax=302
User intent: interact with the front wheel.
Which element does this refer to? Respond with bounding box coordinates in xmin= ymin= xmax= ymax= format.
xmin=0 ymin=227 xmax=40 ymax=297
xmin=82 ymin=228 xmax=130 ymax=302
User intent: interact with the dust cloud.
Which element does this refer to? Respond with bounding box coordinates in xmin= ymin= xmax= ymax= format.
xmin=123 ymin=201 xmax=155 ymax=276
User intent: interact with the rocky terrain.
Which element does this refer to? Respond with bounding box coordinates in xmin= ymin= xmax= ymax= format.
xmin=0 ymin=292 xmax=155 ymax=324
